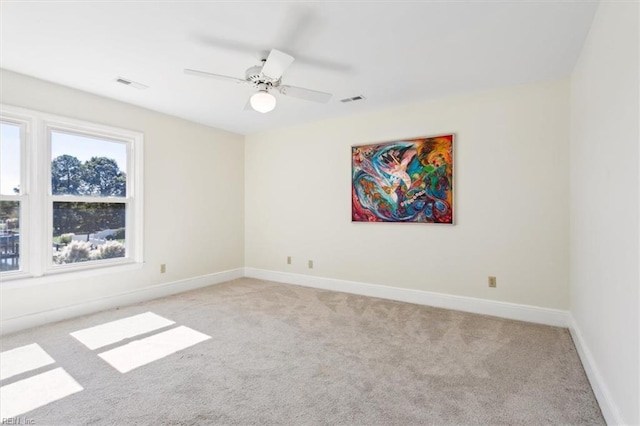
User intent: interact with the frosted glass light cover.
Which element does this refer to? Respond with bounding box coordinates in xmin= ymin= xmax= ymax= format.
xmin=250 ymin=91 xmax=276 ymax=113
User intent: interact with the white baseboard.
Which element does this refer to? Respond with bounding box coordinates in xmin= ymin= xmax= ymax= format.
xmin=569 ymin=315 xmax=624 ymax=426
xmin=244 ymin=268 xmax=570 ymax=327
xmin=1 ymin=268 xmax=243 ymax=335
xmin=1 ymin=266 xmax=570 ymax=333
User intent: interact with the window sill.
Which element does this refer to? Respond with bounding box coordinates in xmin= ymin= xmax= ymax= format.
xmin=0 ymin=261 xmax=144 ymax=289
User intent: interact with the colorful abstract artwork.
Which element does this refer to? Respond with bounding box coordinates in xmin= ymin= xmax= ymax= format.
xmin=351 ymin=134 xmax=454 ymax=224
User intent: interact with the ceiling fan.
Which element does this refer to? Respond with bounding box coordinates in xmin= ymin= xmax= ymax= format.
xmin=184 ymin=49 xmax=332 ymax=113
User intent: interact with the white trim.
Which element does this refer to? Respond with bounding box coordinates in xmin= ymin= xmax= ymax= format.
xmin=2 ymin=266 xmax=571 ymax=338
xmin=44 ymin=118 xmax=143 ymax=273
xmin=0 ymin=115 xmax=32 ymax=276
xmin=0 ymin=268 xmax=243 ymax=336
xmin=0 ymin=259 xmax=144 ymax=286
xmin=244 ymin=268 xmax=570 ymax=327
xmin=569 ymin=315 xmax=624 ymax=426
xmin=0 ymin=103 xmax=144 ymax=279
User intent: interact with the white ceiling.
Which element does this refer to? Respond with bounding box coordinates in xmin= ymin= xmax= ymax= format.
xmin=1 ymin=1 xmax=598 ymax=135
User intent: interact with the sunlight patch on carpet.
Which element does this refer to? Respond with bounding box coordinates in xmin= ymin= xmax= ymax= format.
xmin=70 ymin=312 xmax=175 ymax=350
xmin=0 ymin=367 xmax=83 ymax=419
xmin=0 ymin=343 xmax=56 ymax=381
xmin=98 ymin=326 xmax=211 ymax=373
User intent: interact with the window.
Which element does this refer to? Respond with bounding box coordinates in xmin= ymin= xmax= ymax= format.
xmin=0 ymin=120 xmax=27 ymax=273
xmin=50 ymin=130 xmax=128 ymax=267
xmin=0 ymin=105 xmax=143 ymax=280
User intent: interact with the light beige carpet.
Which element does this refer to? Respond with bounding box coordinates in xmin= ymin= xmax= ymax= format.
xmin=0 ymin=278 xmax=604 ymax=425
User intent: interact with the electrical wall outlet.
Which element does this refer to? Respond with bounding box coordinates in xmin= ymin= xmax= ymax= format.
xmin=308 ymin=260 xmax=313 ymax=269
xmin=287 ymin=256 xmax=291 ymax=265
xmin=160 ymin=264 xmax=167 ymax=274
xmin=488 ymin=276 xmax=497 ymax=288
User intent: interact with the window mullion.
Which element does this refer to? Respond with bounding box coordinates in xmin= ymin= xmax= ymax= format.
xmin=30 ymin=116 xmax=47 ymax=277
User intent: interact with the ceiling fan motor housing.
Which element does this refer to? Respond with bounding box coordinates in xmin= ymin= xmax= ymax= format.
xmin=245 ymin=65 xmax=280 ymax=88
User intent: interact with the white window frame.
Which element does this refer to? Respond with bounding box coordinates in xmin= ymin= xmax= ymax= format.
xmin=0 ymin=104 xmax=143 ymax=282
xmin=0 ymin=113 xmax=31 ymax=278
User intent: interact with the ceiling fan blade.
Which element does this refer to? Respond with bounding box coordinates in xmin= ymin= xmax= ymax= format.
xmin=260 ymin=49 xmax=295 ymax=80
xmin=194 ymin=35 xmax=351 ymax=73
xmin=278 ymin=85 xmax=332 ymax=103
xmin=184 ymin=69 xmax=250 ymax=85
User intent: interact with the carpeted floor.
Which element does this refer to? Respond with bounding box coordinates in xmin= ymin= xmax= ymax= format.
xmin=0 ymin=278 xmax=604 ymax=425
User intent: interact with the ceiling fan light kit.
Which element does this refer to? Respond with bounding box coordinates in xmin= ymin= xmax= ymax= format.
xmin=250 ymin=90 xmax=276 ymax=113
xmin=185 ymin=48 xmax=332 ymax=114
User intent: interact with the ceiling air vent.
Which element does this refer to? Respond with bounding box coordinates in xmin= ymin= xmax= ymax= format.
xmin=115 ymin=77 xmax=149 ymax=90
xmin=340 ymin=95 xmax=366 ymax=103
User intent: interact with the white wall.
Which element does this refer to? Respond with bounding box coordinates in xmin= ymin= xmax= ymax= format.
xmin=569 ymin=0 xmax=640 ymax=424
xmin=245 ymin=79 xmax=570 ymax=310
xmin=0 ymin=70 xmax=245 ymax=324
xmin=1 ymin=7 xmax=637 ymax=420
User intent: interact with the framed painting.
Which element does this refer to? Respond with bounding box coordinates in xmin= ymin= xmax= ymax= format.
xmin=351 ymin=134 xmax=454 ymax=224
